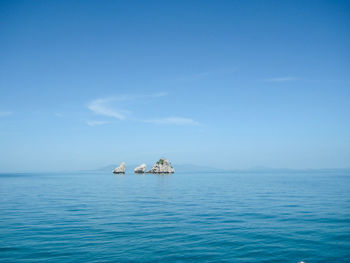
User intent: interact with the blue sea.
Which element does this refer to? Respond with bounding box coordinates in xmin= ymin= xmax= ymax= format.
xmin=0 ymin=171 xmax=349 ymax=262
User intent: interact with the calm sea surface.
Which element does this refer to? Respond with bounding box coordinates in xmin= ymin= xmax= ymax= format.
xmin=0 ymin=171 xmax=349 ymax=262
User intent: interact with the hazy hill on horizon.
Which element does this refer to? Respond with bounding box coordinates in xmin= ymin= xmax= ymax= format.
xmin=94 ymin=164 xmax=350 ymax=174
xmin=95 ymin=163 xmax=230 ymax=173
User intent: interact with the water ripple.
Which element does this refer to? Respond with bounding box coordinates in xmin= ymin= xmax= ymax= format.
xmin=0 ymin=171 xmax=349 ymax=262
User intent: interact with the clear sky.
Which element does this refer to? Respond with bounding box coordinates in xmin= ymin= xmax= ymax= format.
xmin=0 ymin=0 xmax=349 ymax=172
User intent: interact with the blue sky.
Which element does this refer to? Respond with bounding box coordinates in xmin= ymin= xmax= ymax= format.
xmin=0 ymin=0 xmax=349 ymax=172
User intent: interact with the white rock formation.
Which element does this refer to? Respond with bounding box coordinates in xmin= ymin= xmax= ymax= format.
xmin=112 ymin=162 xmax=126 ymax=174
xmin=147 ymin=158 xmax=174 ymax=174
xmin=134 ymin=164 xmax=147 ymax=173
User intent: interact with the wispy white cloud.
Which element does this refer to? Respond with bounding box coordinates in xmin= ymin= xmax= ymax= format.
xmin=143 ymin=117 xmax=199 ymax=126
xmin=145 ymin=92 xmax=168 ymax=98
xmin=86 ymin=120 xmax=109 ymax=126
xmin=177 ymin=67 xmax=238 ymax=81
xmin=264 ymin=77 xmax=297 ymax=82
xmin=88 ymin=98 xmax=129 ymax=120
xmin=87 ymin=92 xmax=168 ymax=120
xmin=0 ymin=111 xmax=12 ymax=117
xmin=55 ymin=112 xmax=63 ymax=117
xmin=87 ymin=93 xmax=199 ymax=126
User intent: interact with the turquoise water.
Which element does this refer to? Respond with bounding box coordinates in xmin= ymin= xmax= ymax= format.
xmin=0 ymin=171 xmax=349 ymax=262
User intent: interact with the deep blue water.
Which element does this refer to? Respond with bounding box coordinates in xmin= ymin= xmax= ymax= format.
xmin=0 ymin=171 xmax=349 ymax=262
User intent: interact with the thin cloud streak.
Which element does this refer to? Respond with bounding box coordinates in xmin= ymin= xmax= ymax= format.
xmin=88 ymin=93 xmax=199 ymax=126
xmin=88 ymin=98 xmax=128 ymax=120
xmin=87 ymin=92 xmax=167 ymax=120
xmin=177 ymin=67 xmax=238 ymax=81
xmin=111 ymin=92 xmax=168 ymax=101
xmin=86 ymin=120 xmax=109 ymax=126
xmin=143 ymin=117 xmax=199 ymax=126
xmin=0 ymin=111 xmax=12 ymax=117
xmin=146 ymin=92 xmax=168 ymax=98
xmin=264 ymin=77 xmax=297 ymax=82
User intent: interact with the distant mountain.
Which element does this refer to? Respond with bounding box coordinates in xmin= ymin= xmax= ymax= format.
xmin=236 ymin=167 xmax=350 ymax=174
xmin=95 ymin=164 xmax=140 ymax=172
xmin=94 ymin=164 xmax=350 ymax=174
xmin=95 ymin=163 xmax=229 ymax=173
xmin=174 ymin=164 xmax=230 ymax=173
